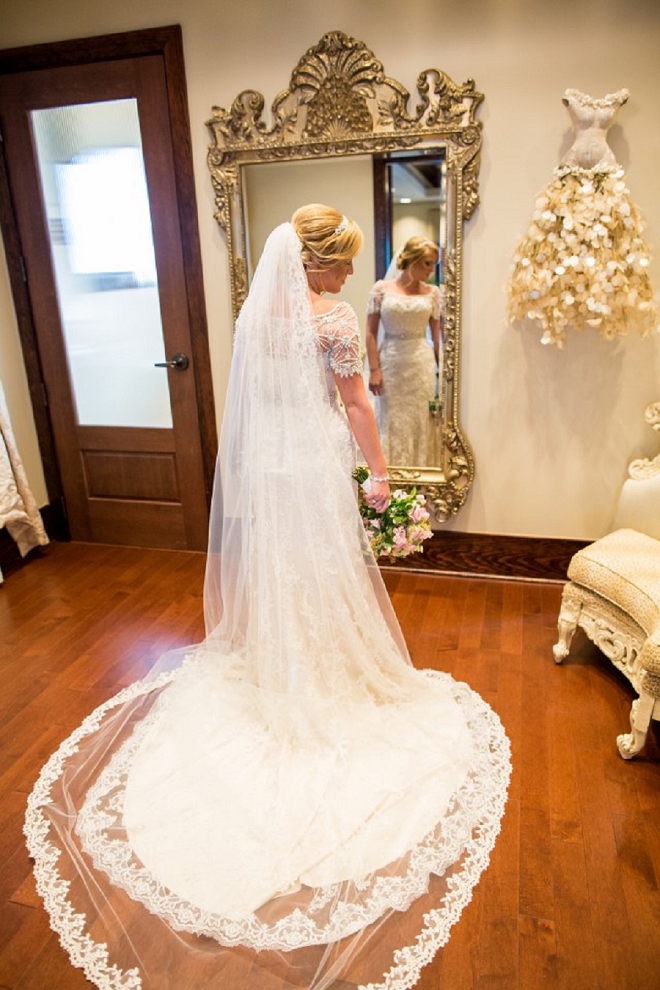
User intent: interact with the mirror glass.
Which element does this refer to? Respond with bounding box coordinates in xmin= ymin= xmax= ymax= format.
xmin=381 ymin=153 xmax=447 ymax=279
xmin=242 ymin=156 xmax=375 ymax=322
xmin=207 ymin=31 xmax=483 ymax=520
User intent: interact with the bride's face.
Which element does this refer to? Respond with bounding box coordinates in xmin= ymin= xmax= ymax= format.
xmin=408 ymin=250 xmax=438 ymax=283
xmin=322 ymin=259 xmax=355 ymax=294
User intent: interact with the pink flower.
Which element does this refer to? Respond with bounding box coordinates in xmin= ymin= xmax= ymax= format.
xmin=408 ymin=525 xmax=431 ymax=545
xmin=409 ymin=505 xmax=428 ymax=523
xmin=393 ymin=526 xmax=408 ymax=548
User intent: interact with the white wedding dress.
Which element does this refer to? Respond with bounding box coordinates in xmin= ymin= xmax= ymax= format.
xmin=368 ymin=282 xmax=444 ymax=465
xmin=26 ymin=224 xmax=510 ymax=990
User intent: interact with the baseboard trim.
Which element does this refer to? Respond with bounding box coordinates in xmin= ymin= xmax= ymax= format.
xmin=1 ymin=516 xmax=585 ymax=585
xmin=379 ymin=530 xmax=587 ymax=582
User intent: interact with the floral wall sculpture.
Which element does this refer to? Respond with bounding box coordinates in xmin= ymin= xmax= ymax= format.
xmin=507 ymin=89 xmax=657 ymax=348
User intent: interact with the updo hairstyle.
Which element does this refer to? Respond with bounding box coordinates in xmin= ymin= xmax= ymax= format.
xmin=396 ymin=236 xmax=439 ymax=271
xmin=292 ymin=204 xmax=363 ymax=270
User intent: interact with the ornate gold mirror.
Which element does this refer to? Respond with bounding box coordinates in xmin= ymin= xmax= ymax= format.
xmin=207 ymin=31 xmax=483 ymax=520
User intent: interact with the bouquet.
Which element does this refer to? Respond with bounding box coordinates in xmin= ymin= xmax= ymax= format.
xmin=353 ymin=465 xmax=433 ymax=560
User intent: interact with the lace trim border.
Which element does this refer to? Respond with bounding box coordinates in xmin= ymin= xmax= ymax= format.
xmin=24 ymin=669 xmax=177 ymax=990
xmin=24 ymin=669 xmax=511 ymax=990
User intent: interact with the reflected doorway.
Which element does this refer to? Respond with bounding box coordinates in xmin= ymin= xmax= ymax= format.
xmin=373 ymin=150 xmax=447 ymax=282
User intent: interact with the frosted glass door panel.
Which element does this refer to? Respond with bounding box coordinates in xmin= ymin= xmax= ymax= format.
xmin=31 ymin=100 xmax=173 ymax=428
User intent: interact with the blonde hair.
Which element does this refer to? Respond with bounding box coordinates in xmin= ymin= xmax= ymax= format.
xmin=396 ymin=236 xmax=439 ymax=271
xmin=292 ymin=204 xmax=363 ymax=270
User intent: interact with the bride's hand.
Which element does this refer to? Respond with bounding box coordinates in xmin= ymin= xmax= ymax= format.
xmin=369 ymin=369 xmax=383 ymax=395
xmin=368 ymin=479 xmax=390 ymax=513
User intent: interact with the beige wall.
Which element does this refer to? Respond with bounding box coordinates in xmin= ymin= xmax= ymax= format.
xmin=1 ymin=0 xmax=659 ymax=539
xmin=243 ymin=157 xmax=375 ymax=325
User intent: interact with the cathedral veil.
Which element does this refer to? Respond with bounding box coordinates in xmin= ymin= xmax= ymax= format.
xmin=203 ymin=222 xmax=409 ymax=681
xmin=25 ymin=223 xmax=510 ymax=990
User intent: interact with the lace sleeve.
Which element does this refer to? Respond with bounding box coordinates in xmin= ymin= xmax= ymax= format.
xmin=431 ymin=285 xmax=445 ymax=320
xmin=366 ymin=282 xmax=385 ymax=316
xmin=322 ymin=302 xmax=363 ymax=377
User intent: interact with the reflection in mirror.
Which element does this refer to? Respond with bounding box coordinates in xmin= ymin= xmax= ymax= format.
xmin=377 ymin=152 xmax=447 ymax=282
xmin=368 ymin=151 xmax=449 ymax=471
xmin=207 ymin=31 xmax=483 ymax=520
xmin=242 ymin=157 xmax=375 ymax=322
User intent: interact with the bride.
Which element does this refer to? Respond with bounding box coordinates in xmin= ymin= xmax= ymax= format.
xmin=366 ymin=236 xmax=444 ymax=466
xmin=25 ymin=204 xmax=510 ymax=990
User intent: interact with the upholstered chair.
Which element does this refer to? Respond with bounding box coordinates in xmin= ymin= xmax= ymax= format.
xmin=553 ymin=401 xmax=660 ymax=759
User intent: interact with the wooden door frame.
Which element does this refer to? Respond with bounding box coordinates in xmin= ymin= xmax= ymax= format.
xmin=0 ymin=25 xmax=217 ymax=532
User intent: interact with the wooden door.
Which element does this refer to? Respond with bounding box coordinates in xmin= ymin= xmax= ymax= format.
xmin=0 ymin=29 xmax=215 ymax=551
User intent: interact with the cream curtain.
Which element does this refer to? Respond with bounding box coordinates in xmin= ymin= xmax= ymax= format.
xmin=0 ymin=380 xmax=48 ymax=581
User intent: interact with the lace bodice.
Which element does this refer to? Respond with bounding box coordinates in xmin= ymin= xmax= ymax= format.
xmin=367 ymin=282 xmax=443 ymax=340
xmin=561 ymin=88 xmax=629 ymax=171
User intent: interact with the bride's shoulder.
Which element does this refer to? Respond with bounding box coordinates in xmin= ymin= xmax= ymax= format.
xmin=314 ymin=299 xmax=357 ymax=332
xmin=369 ymin=278 xmax=396 ymax=293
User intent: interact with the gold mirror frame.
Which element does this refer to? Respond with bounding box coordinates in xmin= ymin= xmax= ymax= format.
xmin=206 ymin=31 xmax=482 ymax=521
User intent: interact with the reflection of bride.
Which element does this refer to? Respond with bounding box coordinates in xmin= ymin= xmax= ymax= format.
xmin=26 ymin=205 xmax=509 ymax=990
xmin=366 ymin=237 xmax=444 ymax=465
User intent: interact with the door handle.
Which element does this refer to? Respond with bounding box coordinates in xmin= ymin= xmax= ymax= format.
xmin=154 ymin=352 xmax=189 ymax=370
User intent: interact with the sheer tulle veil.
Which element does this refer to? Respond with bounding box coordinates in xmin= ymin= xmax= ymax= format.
xmin=203 ymin=221 xmax=409 ymax=676
xmin=24 ymin=221 xmax=510 ymax=990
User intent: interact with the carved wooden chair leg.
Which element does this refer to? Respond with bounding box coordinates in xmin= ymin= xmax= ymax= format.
xmin=617 ymin=693 xmax=656 ymax=759
xmin=552 ymin=592 xmax=581 ymax=664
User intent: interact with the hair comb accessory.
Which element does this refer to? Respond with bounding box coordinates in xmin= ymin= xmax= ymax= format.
xmin=334 ymin=216 xmax=348 ymax=236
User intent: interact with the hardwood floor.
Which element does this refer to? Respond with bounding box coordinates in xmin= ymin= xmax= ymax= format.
xmin=1 ymin=543 xmax=658 ymax=989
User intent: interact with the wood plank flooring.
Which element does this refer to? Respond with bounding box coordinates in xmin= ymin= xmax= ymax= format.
xmin=1 ymin=542 xmax=658 ymax=989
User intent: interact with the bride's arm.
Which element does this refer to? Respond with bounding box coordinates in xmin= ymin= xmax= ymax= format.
xmin=335 ymin=373 xmax=390 ymax=507
xmin=431 ymin=285 xmax=444 ymax=364
xmin=430 ymin=316 xmax=441 ymax=363
xmin=325 ymin=301 xmax=389 ymax=507
xmin=365 ymin=313 xmax=383 ymax=394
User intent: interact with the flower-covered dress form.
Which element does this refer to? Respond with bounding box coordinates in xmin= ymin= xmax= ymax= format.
xmin=507 ymin=88 xmax=657 ymax=347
